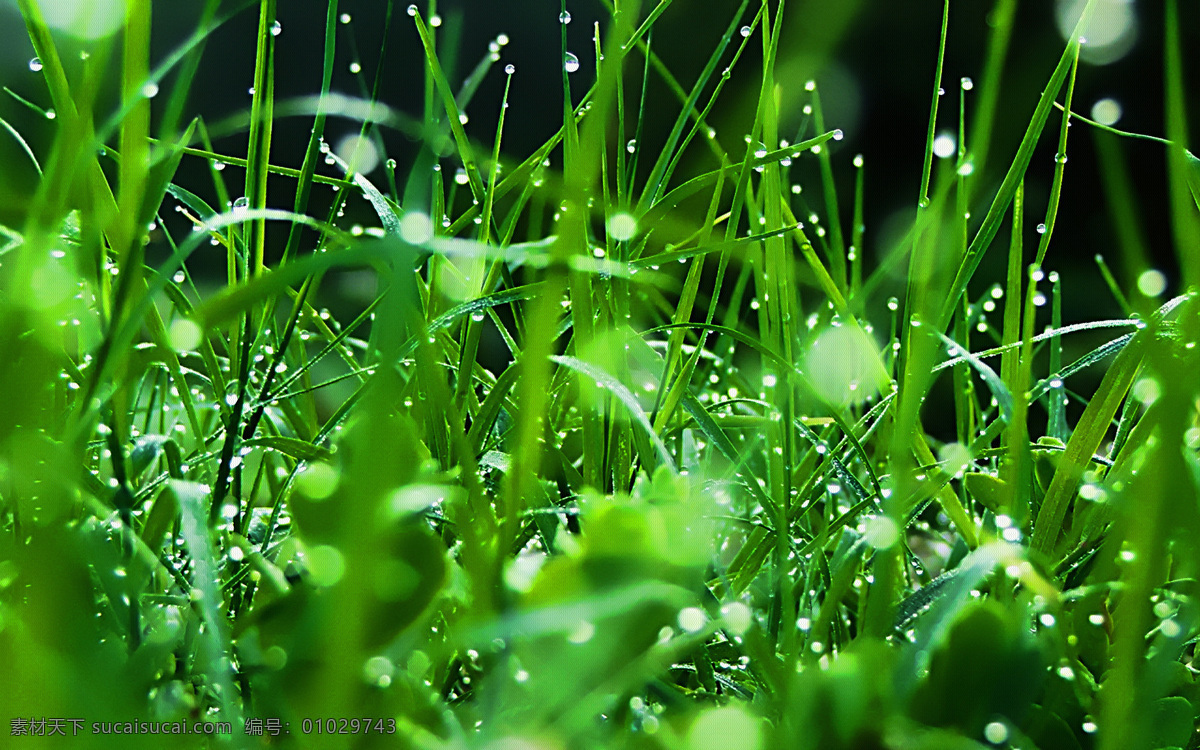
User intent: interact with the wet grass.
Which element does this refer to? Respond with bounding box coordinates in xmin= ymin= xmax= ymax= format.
xmin=1 ymin=0 xmax=1199 ymax=748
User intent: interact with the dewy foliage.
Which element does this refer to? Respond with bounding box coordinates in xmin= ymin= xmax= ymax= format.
xmin=1 ymin=0 xmax=1199 ymax=748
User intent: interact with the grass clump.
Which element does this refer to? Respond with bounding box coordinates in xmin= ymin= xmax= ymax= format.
xmin=1 ymin=0 xmax=1199 ymax=748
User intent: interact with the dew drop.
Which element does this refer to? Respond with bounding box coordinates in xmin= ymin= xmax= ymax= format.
xmin=505 ymin=63 xmax=515 ymax=75
xmin=1137 ymin=269 xmax=1166 ymax=297
xmin=739 ymin=25 xmax=752 ymax=38
xmin=349 ymin=61 xmax=362 ymax=74
xmin=564 ymin=52 xmax=580 ymax=73
xmin=271 ymin=20 xmax=282 ymax=36
xmin=29 ymin=57 xmax=43 ymax=72
xmin=559 ymin=10 xmax=571 ymax=23
xmin=832 ymin=129 xmax=844 ymax=140
xmin=607 ymin=212 xmax=637 ymax=241
xmin=933 ymin=133 xmax=956 ymax=158
xmin=626 ymin=139 xmax=636 ymax=154
xmin=406 ymin=4 xmax=417 ymax=16
xmin=961 ymin=76 xmax=974 ymax=90
xmin=853 ymin=154 xmax=864 ymax=168
xmin=1091 ymin=97 xmax=1122 ymax=126
xmin=339 ymin=12 xmax=351 ymax=23
xmin=720 ymin=602 xmax=752 ymax=635
xmin=678 ymin=607 xmax=706 ymax=633
xmin=984 ymin=721 xmax=1008 ymax=744
xmin=863 ymin=515 xmax=899 ymax=549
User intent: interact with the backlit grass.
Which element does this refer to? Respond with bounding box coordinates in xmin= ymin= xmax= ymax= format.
xmin=1 ymin=0 xmax=1199 ymax=748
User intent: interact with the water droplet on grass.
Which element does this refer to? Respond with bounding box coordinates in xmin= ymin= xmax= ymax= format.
xmin=1091 ymin=97 xmax=1122 ymax=126
xmin=984 ymin=721 xmax=1008 ymax=744
xmin=141 ymin=81 xmax=159 ymax=98
xmin=607 ymin=212 xmax=637 ymax=240
xmin=1131 ymin=377 xmax=1160 ymax=405
xmin=29 ymin=57 xmax=42 ymax=72
xmin=339 ymin=12 xmax=351 ymax=23
xmin=933 ymin=133 xmax=956 ymax=158
xmin=1036 ymin=223 xmax=1047 ymax=234
xmin=564 ymin=52 xmax=580 ymax=73
xmin=863 ymin=515 xmax=899 ymax=549
xmin=399 ymin=212 xmax=434 ymax=244
xmin=720 ymin=602 xmax=752 ymax=635
xmin=505 ymin=63 xmax=515 ymax=75
xmin=961 ymin=76 xmax=974 ymax=90
xmin=349 ymin=61 xmax=362 ymax=74
xmin=1137 ymin=268 xmax=1166 ymax=297
xmin=559 ymin=10 xmax=572 ymax=23
xmin=678 ymin=607 xmax=707 ymax=633
xmin=271 ymin=20 xmax=282 ymax=36
xmin=740 ymin=25 xmax=752 ymax=37
xmin=168 ymin=319 xmax=202 ymax=352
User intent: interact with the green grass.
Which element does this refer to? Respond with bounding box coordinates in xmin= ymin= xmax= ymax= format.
xmin=2 ymin=0 xmax=1199 ymax=748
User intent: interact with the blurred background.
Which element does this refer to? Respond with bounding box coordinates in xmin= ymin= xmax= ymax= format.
xmin=0 ymin=0 xmax=1193 ymax=418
